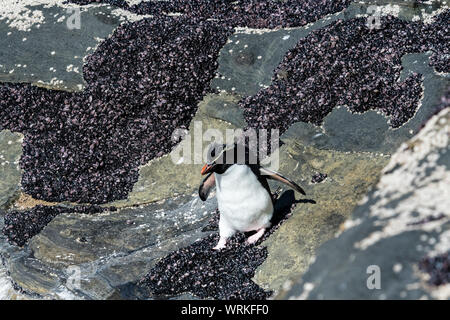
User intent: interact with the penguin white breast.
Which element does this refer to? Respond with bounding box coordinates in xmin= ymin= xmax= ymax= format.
xmin=215 ymin=164 xmax=273 ymax=232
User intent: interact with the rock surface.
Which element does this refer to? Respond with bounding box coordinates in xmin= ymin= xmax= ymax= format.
xmin=253 ymin=139 xmax=389 ymax=292
xmin=0 ymin=0 xmax=448 ymax=300
xmin=279 ymin=107 xmax=450 ymax=300
xmin=1 ymin=194 xmax=218 ymax=299
xmin=0 ymin=130 xmax=23 ymax=209
xmin=0 ymin=2 xmax=134 ymax=91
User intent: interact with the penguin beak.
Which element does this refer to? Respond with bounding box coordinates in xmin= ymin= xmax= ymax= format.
xmin=201 ymin=163 xmax=215 ymax=175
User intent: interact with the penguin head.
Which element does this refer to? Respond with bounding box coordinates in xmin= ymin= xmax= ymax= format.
xmin=201 ymin=143 xmax=234 ymax=175
xmin=201 ymin=142 xmax=256 ymax=175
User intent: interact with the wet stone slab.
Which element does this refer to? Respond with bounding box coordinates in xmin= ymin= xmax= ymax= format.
xmin=1 ymin=194 xmax=218 ymax=299
xmin=0 ymin=130 xmax=23 ymax=209
xmin=0 ymin=3 xmax=132 ymax=91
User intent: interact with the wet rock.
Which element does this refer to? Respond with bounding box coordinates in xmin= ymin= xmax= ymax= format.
xmin=279 ymin=107 xmax=450 ymax=300
xmin=0 ymin=131 xmax=23 ymax=209
xmin=1 ymin=194 xmax=218 ymax=299
xmin=3 ymin=205 xmax=116 ymax=247
xmin=0 ymin=4 xmax=128 ymax=91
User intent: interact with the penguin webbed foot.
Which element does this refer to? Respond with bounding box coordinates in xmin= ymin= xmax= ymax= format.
xmin=246 ymin=228 xmax=266 ymax=245
xmin=213 ymin=237 xmax=228 ymax=251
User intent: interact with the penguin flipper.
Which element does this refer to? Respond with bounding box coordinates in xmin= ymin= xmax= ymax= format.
xmin=199 ymin=172 xmax=216 ymax=201
xmin=259 ymin=167 xmax=306 ymax=195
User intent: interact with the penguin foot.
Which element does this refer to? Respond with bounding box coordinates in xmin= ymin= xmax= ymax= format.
xmin=213 ymin=237 xmax=227 ymax=250
xmin=247 ymin=228 xmax=266 ymax=244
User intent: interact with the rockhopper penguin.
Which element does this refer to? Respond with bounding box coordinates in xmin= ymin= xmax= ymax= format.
xmin=199 ymin=143 xmax=306 ymax=250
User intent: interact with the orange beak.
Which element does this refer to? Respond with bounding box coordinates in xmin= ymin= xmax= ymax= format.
xmin=201 ymin=163 xmax=214 ymax=175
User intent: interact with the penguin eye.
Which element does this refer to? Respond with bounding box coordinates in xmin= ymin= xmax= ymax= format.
xmin=208 ymin=144 xmax=222 ymax=163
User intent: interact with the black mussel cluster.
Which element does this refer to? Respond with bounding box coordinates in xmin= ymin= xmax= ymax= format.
xmin=419 ymin=252 xmax=450 ymax=286
xmin=2 ymin=205 xmax=116 ymax=247
xmin=140 ymin=233 xmax=270 ymax=300
xmin=425 ymin=10 xmax=449 ymax=74
xmin=0 ymin=16 xmax=231 ymax=204
xmin=241 ymin=13 xmax=449 ymax=137
xmin=311 ymin=172 xmax=327 ymax=183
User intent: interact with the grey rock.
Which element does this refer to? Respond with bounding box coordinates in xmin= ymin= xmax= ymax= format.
xmin=0 ymin=130 xmax=23 ymax=209
xmin=1 ymin=194 xmax=218 ymax=299
xmin=253 ymin=140 xmax=389 ymax=292
xmin=0 ymin=3 xmax=134 ymax=91
xmin=280 ymin=108 xmax=450 ymax=300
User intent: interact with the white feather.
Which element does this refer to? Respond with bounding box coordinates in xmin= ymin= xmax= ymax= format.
xmin=214 ymin=164 xmax=273 ymax=234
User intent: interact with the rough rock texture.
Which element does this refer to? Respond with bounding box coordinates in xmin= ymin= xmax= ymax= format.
xmin=280 ymin=107 xmax=450 ymax=300
xmin=253 ymin=139 xmax=389 ymax=293
xmin=0 ymin=0 xmax=448 ymax=300
xmin=0 ymin=4 xmax=126 ymax=91
xmin=0 ymin=195 xmax=218 ymax=299
xmin=0 ymin=131 xmax=23 ymax=208
xmin=3 ymin=205 xmax=116 ymax=247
